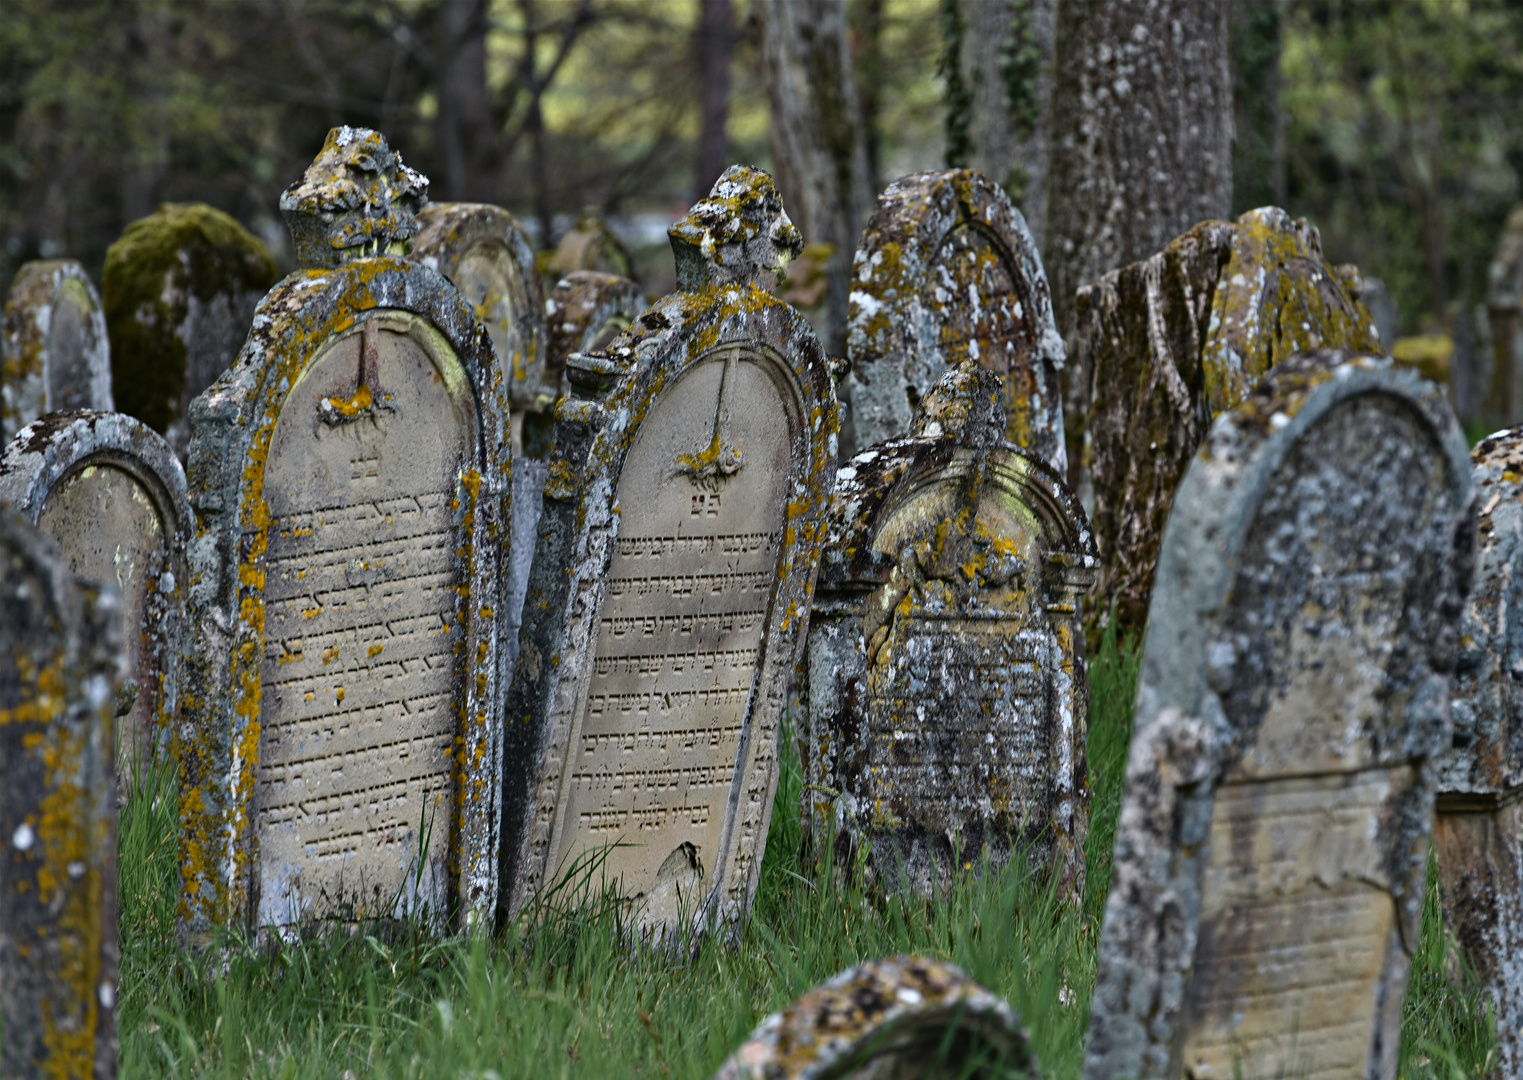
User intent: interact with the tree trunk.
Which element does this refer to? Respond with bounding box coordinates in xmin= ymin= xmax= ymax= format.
xmin=849 ymin=0 xmax=886 ymax=195
xmin=759 ymin=0 xmax=875 ymax=355
xmin=1229 ymin=0 xmax=1284 ymax=215
xmin=436 ymin=0 xmax=497 ymax=203
xmin=693 ymin=0 xmax=734 ymax=200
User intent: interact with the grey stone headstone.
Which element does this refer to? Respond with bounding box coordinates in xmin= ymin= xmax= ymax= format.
xmin=501 ymin=166 xmax=837 ymax=939
xmin=803 ymin=361 xmax=1096 ymax=901
xmin=177 ymin=127 xmax=512 ymax=942
xmin=2 ymin=260 xmax=113 ymax=442
xmin=545 ymin=269 xmax=647 ymax=403
xmin=0 ymin=410 xmax=192 ymax=791
xmin=0 ymin=510 xmax=121 ymax=1079
xmin=1083 ymin=351 xmax=1472 ymax=1080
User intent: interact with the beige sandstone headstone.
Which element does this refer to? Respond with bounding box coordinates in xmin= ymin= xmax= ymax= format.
xmin=2 ymin=260 xmax=113 ymax=442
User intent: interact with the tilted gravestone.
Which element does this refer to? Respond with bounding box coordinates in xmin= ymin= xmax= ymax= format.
xmin=1434 ymin=428 xmax=1523 ymax=1076
xmin=177 ymin=127 xmax=512 ymax=941
xmin=103 ymin=203 xmax=279 ymax=461
xmin=802 ymin=361 xmax=1096 ymax=901
xmin=1076 ymin=206 xmax=1383 ymax=636
xmin=845 ymin=170 xmax=1065 ymax=471
xmin=2 ymin=260 xmax=113 ymax=442
xmin=0 ymin=411 xmax=192 ymax=789
xmin=711 ymin=956 xmax=1034 ymax=1080
xmin=1 ymin=511 xmax=121 ymax=1079
xmin=1083 ymin=352 xmax=1472 ymax=1080
xmin=501 ymin=166 xmax=837 ymax=937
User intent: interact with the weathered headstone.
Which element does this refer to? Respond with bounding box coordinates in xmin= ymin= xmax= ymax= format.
xmin=803 ymin=361 xmax=1096 ymax=900
xmin=712 ymin=956 xmax=1034 ymax=1080
xmin=501 ymin=166 xmax=836 ymax=937
xmin=1076 ymin=206 xmax=1382 ymax=635
xmin=1 ymin=510 xmax=120 ymax=1079
xmin=1487 ymin=204 xmax=1523 ymax=429
xmin=1083 ymin=352 xmax=1472 ymax=1080
xmin=2 ymin=260 xmax=113 ymax=442
xmin=103 ymin=203 xmax=279 ymax=460
xmin=845 ymin=170 xmax=1065 ymax=471
xmin=177 ymin=126 xmax=512 ymax=941
xmin=1434 ymin=428 xmax=1523 ymax=1075
xmin=544 ymin=211 xmax=636 ymax=281
xmin=0 ymin=410 xmax=191 ymax=788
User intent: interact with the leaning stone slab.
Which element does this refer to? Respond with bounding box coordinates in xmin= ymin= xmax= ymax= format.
xmin=177 ymin=127 xmax=512 ymax=942
xmin=711 ymin=955 xmax=1034 ymax=1080
xmin=501 ymin=166 xmax=836 ymax=938
xmin=1083 ymin=352 xmax=1472 ymax=1080
xmin=2 ymin=260 xmax=113 ymax=442
xmin=803 ymin=361 xmax=1096 ymax=901
xmin=845 ymin=170 xmax=1065 ymax=471
xmin=0 ymin=410 xmax=192 ymax=788
xmin=103 ymin=203 xmax=279 ymax=460
xmin=1 ymin=510 xmax=121 ymax=1079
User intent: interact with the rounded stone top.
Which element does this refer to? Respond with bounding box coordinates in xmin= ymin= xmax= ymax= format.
xmin=911 ymin=360 xmax=1006 ymax=447
xmin=669 ymin=166 xmax=803 ymax=292
xmin=280 ymin=127 xmax=429 ymax=270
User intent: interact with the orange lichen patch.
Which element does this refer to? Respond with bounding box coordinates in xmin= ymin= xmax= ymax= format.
xmin=367 ymin=643 xmax=384 ymax=659
xmin=322 ymin=382 xmax=372 ymax=418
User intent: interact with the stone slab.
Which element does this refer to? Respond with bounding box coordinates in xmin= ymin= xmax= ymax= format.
xmin=545 ymin=269 xmax=647 ymax=403
xmin=2 ymin=260 xmax=113 ymax=442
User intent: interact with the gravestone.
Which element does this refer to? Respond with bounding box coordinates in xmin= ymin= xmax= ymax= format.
xmin=711 ymin=956 xmax=1034 ymax=1080
xmin=501 ymin=166 xmax=836 ymax=938
xmin=1434 ymin=428 xmax=1523 ymax=1076
xmin=803 ymin=361 xmax=1096 ymax=901
xmin=2 ymin=260 xmax=113 ymax=442
xmin=544 ymin=212 xmax=636 ymax=281
xmin=845 ymin=170 xmax=1065 ymax=471
xmin=1083 ymin=352 xmax=1472 ymax=1080
xmin=0 ymin=410 xmax=192 ymax=788
xmin=1076 ymin=206 xmax=1382 ymax=635
xmin=1488 ymin=205 xmax=1523 ymax=429
xmin=104 ymin=203 xmax=279 ymax=460
xmin=177 ymin=126 xmax=512 ymax=942
xmin=1 ymin=511 xmax=121 ymax=1079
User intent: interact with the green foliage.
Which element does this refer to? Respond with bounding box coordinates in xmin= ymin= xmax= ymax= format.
xmin=938 ymin=0 xmax=973 ymax=170
xmin=998 ymin=0 xmax=1040 ymax=145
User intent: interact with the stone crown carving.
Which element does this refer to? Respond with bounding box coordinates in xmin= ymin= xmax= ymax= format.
xmin=669 ymin=165 xmax=803 ymax=292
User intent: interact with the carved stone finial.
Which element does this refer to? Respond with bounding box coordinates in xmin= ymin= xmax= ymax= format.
xmin=280 ymin=127 xmax=429 ymax=270
xmin=911 ymin=359 xmax=1006 ymax=447
xmin=669 ymin=166 xmax=803 ymax=292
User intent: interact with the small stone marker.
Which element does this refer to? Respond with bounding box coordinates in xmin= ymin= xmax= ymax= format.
xmin=711 ymin=956 xmax=1034 ymax=1080
xmin=2 ymin=260 xmax=113 ymax=442
xmin=1083 ymin=352 xmax=1472 ymax=1080
xmin=1 ymin=510 xmax=121 ymax=1079
xmin=177 ymin=127 xmax=512 ymax=940
xmin=0 ymin=410 xmax=192 ymax=787
xmin=545 ymin=211 xmax=636 ymax=281
xmin=803 ymin=361 xmax=1096 ymax=900
xmin=1434 ymin=428 xmax=1523 ymax=1075
xmin=845 ymin=170 xmax=1065 ymax=471
xmin=103 ymin=203 xmax=279 ymax=460
xmin=501 ymin=166 xmax=836 ymax=937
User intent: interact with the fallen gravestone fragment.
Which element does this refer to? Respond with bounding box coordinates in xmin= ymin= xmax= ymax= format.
xmin=2 ymin=260 xmax=113 ymax=442
xmin=0 ymin=410 xmax=191 ymax=788
xmin=501 ymin=166 xmax=836 ymax=939
xmin=1083 ymin=351 xmax=1472 ymax=1080
xmin=803 ymin=360 xmax=1095 ymax=901
xmin=845 ymin=170 xmax=1065 ymax=471
xmin=0 ymin=510 xmax=121 ymax=1079
xmin=711 ymin=956 xmax=1035 ymax=1080
xmin=103 ymin=203 xmax=279 ymax=460
xmin=177 ymin=126 xmax=512 ymax=942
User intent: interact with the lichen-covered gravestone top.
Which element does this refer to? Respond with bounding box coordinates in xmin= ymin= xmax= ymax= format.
xmin=103 ymin=203 xmax=278 ymax=461
xmin=803 ymin=361 xmax=1096 ymax=901
xmin=177 ymin=126 xmax=512 ymax=941
xmin=1 ymin=511 xmax=121 ymax=1079
xmin=1083 ymin=352 xmax=1472 ymax=1080
xmin=2 ymin=260 xmax=113 ymax=442
xmin=501 ymin=166 xmax=836 ymax=937
xmin=0 ymin=411 xmax=192 ymax=790
xmin=845 ymin=170 xmax=1065 ymax=470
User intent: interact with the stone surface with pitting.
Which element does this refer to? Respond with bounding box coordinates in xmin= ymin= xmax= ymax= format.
xmin=500 ymin=166 xmax=835 ymax=941
xmin=1 ymin=259 xmax=113 ymax=442
xmin=0 ymin=410 xmax=191 ymax=793
xmin=845 ymin=170 xmax=1064 ymax=470
xmin=711 ymin=955 xmax=1035 ymax=1080
xmin=803 ymin=361 xmax=1095 ymax=903
xmin=280 ymin=126 xmax=428 ymax=271
xmin=1083 ymin=351 xmax=1472 ymax=1080
xmin=1 ymin=510 xmax=121 ymax=1080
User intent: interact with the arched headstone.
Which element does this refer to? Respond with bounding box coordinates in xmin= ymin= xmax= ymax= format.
xmin=501 ymin=166 xmax=836 ymax=937
xmin=545 ymin=212 xmax=636 ymax=281
xmin=177 ymin=127 xmax=512 ymax=941
xmin=1083 ymin=352 xmax=1472 ymax=1080
xmin=2 ymin=260 xmax=113 ymax=442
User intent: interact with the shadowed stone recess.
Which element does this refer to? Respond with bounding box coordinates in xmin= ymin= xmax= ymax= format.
xmin=2 ymin=260 xmax=113 ymax=442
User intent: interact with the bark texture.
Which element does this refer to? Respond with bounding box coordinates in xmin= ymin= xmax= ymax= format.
xmin=693 ymin=0 xmax=733 ymax=199
xmin=436 ymin=0 xmax=497 ymax=202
